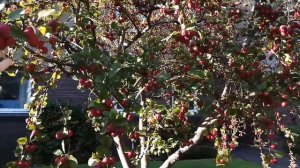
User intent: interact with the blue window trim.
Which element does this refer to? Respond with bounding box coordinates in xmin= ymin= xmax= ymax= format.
xmin=0 ymin=80 xmax=31 ymax=116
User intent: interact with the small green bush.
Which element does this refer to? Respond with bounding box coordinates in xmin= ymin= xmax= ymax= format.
xmin=31 ymin=104 xmax=97 ymax=165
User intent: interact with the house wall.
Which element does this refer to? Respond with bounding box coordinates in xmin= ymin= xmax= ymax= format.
xmin=47 ymin=76 xmax=90 ymax=106
xmin=0 ymin=116 xmax=27 ymax=167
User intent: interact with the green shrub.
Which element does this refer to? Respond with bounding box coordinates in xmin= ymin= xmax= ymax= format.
xmin=31 ymin=104 xmax=97 ymax=165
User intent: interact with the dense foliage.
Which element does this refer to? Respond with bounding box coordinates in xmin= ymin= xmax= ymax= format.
xmin=0 ymin=0 xmax=299 ymax=168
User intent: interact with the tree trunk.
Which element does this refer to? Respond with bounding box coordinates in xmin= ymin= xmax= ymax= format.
xmin=113 ymin=136 xmax=134 ymax=168
xmin=139 ymin=117 xmax=148 ymax=168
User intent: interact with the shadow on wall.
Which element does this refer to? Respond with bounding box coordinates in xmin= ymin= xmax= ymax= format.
xmin=0 ymin=116 xmax=27 ymax=167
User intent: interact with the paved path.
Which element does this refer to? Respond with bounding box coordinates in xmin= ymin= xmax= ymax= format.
xmin=232 ymin=144 xmax=300 ymax=168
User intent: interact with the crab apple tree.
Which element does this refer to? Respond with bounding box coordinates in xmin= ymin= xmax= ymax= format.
xmin=1 ymin=0 xmax=300 ymax=168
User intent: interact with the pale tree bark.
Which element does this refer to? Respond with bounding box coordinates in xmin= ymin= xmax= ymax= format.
xmin=113 ymin=136 xmax=134 ymax=168
xmin=139 ymin=117 xmax=148 ymax=168
xmin=0 ymin=58 xmax=14 ymax=72
xmin=159 ymin=127 xmax=207 ymax=168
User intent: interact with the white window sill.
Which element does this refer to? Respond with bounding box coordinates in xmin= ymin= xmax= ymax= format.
xmin=0 ymin=108 xmax=28 ymax=116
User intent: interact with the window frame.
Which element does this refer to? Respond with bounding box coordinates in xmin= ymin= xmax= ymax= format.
xmin=0 ymin=77 xmax=31 ymax=116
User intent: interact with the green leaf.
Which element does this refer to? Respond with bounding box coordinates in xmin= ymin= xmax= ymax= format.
xmin=108 ymin=62 xmax=121 ymax=78
xmin=95 ymin=74 xmax=106 ymax=83
xmin=257 ymin=82 xmax=267 ymax=91
xmin=156 ymin=71 xmax=170 ymax=81
xmin=111 ymin=21 xmax=122 ymax=33
xmin=109 ymin=110 xmax=118 ymax=120
xmin=189 ymin=70 xmax=212 ymax=79
xmin=11 ymin=27 xmax=26 ymax=42
xmin=8 ymin=8 xmax=24 ymax=21
xmin=100 ymin=136 xmax=112 ymax=147
xmin=274 ymin=151 xmax=284 ymax=158
xmin=6 ymin=161 xmax=17 ymax=168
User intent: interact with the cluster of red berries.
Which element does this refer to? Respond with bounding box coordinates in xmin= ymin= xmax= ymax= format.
xmin=54 ymin=156 xmax=68 ymax=166
xmin=16 ymin=160 xmax=31 ymax=168
xmin=55 ymin=130 xmax=74 ymax=140
xmin=127 ymin=150 xmax=136 ymax=159
xmin=24 ymin=26 xmax=48 ymax=54
xmin=129 ymin=131 xmax=140 ymax=141
xmin=177 ymin=104 xmax=188 ymax=122
xmin=106 ymin=123 xmax=125 ymax=137
xmin=24 ymin=143 xmax=38 ymax=153
xmin=95 ymin=157 xmax=116 ymax=168
xmin=88 ymin=108 xmax=103 ymax=117
xmin=79 ymin=77 xmax=92 ymax=88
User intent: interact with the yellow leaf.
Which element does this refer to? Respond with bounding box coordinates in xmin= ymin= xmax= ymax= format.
xmin=29 ymin=109 xmax=36 ymax=115
xmin=27 ymin=123 xmax=35 ymax=130
xmin=17 ymin=137 xmax=27 ymax=145
xmin=19 ymin=1 xmax=25 ymax=7
xmin=39 ymin=26 xmax=47 ymax=35
xmin=284 ymin=53 xmax=292 ymax=65
xmin=6 ymin=72 xmax=16 ymax=77
xmin=24 ymin=50 xmax=29 ymax=56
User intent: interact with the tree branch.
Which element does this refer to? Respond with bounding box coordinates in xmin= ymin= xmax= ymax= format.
xmin=159 ymin=127 xmax=207 ymax=168
xmin=113 ymin=136 xmax=134 ymax=168
xmin=139 ymin=117 xmax=148 ymax=168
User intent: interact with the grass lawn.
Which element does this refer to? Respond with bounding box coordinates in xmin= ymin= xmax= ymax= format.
xmin=74 ymin=158 xmax=260 ymax=168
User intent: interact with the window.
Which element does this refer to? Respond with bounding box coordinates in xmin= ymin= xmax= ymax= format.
xmin=0 ymin=73 xmax=31 ymax=115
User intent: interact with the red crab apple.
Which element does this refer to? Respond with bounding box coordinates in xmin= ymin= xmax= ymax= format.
xmin=24 ymin=26 xmax=35 ymax=37
xmin=270 ymin=144 xmax=276 ymax=149
xmin=0 ymin=23 xmax=11 ymax=37
xmin=25 ymin=64 xmax=36 ymax=74
xmin=106 ymin=123 xmax=115 ymax=133
xmin=105 ymin=98 xmax=113 ymax=109
xmin=127 ymin=151 xmax=136 ymax=159
xmin=129 ymin=132 xmax=140 ymax=140
xmin=55 ymin=131 xmax=65 ymax=140
xmin=17 ymin=161 xmax=31 ymax=168
xmin=108 ymin=157 xmax=115 ymax=165
xmin=67 ymin=130 xmax=74 ymax=137
xmin=127 ymin=113 xmax=134 ymax=122
xmin=281 ymin=101 xmax=288 ymax=108
xmin=172 ymin=0 xmax=180 ymax=5
xmin=110 ymin=131 xmax=118 ymax=137
xmin=24 ymin=144 xmax=38 ymax=153
xmin=55 ymin=156 xmax=68 ymax=165
xmin=270 ymin=158 xmax=278 ymax=164
xmin=155 ymin=113 xmax=162 ymax=121
xmin=79 ymin=78 xmax=87 ymax=85
xmin=89 ymin=108 xmax=102 ymax=117
xmin=0 ymin=37 xmax=6 ymax=50
xmin=83 ymin=80 xmax=92 ymax=88
xmin=281 ymin=95 xmax=288 ymax=100
xmin=49 ymin=36 xmax=57 ymax=46
xmin=218 ymin=159 xmax=225 ymax=164
xmin=101 ymin=157 xmax=110 ymax=165
xmin=48 ymin=20 xmax=59 ymax=32
xmin=120 ymin=99 xmax=129 ymax=107
xmin=5 ymin=37 xmax=16 ymax=47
